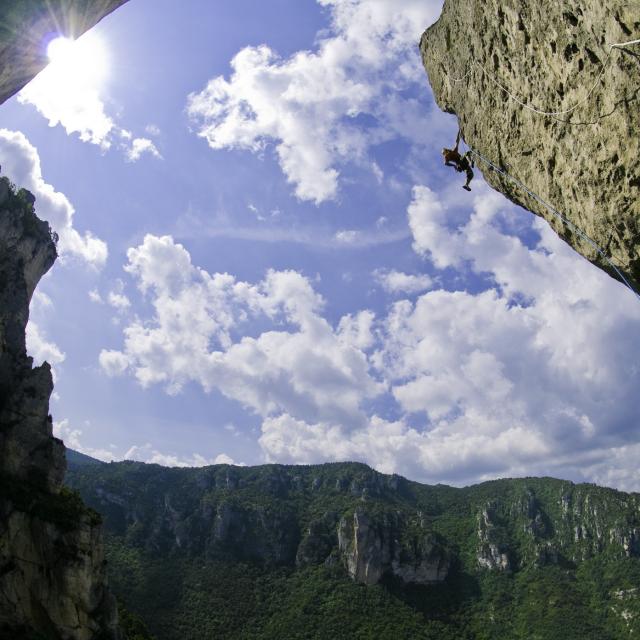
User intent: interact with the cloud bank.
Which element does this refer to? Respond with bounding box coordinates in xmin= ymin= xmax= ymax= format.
xmin=187 ymin=0 xmax=442 ymax=203
xmin=102 ymin=183 xmax=640 ymax=488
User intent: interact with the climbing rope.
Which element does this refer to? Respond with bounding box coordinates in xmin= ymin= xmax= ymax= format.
xmin=436 ymin=37 xmax=638 ymax=119
xmin=473 ymin=54 xmax=612 ymax=117
xmin=431 ymin=33 xmax=639 ymax=297
xmin=610 ymin=38 xmax=640 ymax=49
xmin=468 ymin=148 xmax=640 ymax=301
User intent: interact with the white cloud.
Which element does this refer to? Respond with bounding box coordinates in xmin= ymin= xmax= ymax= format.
xmin=18 ymin=33 xmax=163 ymax=162
xmin=334 ymin=229 xmax=360 ymax=244
xmin=374 ymin=268 xmax=432 ymax=294
xmin=26 ymin=322 xmax=65 ymax=368
xmin=99 ymin=187 xmax=640 ymax=489
xmin=107 ymin=291 xmax=131 ymax=310
xmin=89 ymin=289 xmax=103 ymax=303
xmin=126 ymin=137 xmax=162 ymax=162
xmin=0 ymin=129 xmax=107 ymax=266
xmin=371 ymin=161 xmax=384 ymax=183
xmin=262 ymin=183 xmax=640 ymax=487
xmin=55 ymin=420 xmax=242 ymax=467
xmin=368 ymin=185 xmax=639 ymax=483
xmin=99 ymin=350 xmax=129 ymax=376
xmin=337 ymin=310 xmax=376 ymax=350
xmin=101 ymin=234 xmax=383 ymax=424
xmin=54 ymin=419 xmax=116 ymax=462
xmin=258 ymin=413 xmax=548 ymax=484
xmin=187 ymin=0 xmax=442 ymax=203
xmin=123 ymin=443 xmax=241 ymax=467
xmin=26 ymin=287 xmax=64 ymax=380
xmin=18 ymin=32 xmax=115 ymax=148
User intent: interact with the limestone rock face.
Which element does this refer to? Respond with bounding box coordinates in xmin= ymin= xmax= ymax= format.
xmin=421 ymin=0 xmax=640 ymax=290
xmin=0 ymin=0 xmax=130 ymax=105
xmin=0 ymin=183 xmax=61 ymax=492
xmin=0 ymin=176 xmax=119 ymax=639
xmin=476 ymin=505 xmax=512 ymax=571
xmin=337 ymin=508 xmax=449 ymax=586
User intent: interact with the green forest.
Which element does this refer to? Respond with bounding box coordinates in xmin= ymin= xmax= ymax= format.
xmin=66 ymin=456 xmax=640 ymax=639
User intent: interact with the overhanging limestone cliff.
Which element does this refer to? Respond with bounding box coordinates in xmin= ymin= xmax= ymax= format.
xmin=0 ymin=0 xmax=129 ymax=105
xmin=0 ymin=178 xmax=120 ymax=639
xmin=0 ymin=3 xmax=131 ymax=637
xmin=421 ymin=1 xmax=639 ymax=291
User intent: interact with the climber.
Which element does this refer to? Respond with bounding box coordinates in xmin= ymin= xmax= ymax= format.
xmin=442 ymin=131 xmax=474 ymax=191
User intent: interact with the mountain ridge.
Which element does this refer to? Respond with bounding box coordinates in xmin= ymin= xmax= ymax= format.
xmin=66 ymin=459 xmax=640 ymax=638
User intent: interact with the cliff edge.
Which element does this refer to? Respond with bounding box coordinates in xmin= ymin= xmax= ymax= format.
xmin=0 ymin=177 xmax=119 ymax=639
xmin=421 ymin=1 xmax=639 ymax=291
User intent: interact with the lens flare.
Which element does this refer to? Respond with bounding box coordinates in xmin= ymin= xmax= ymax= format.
xmin=44 ymin=34 xmax=108 ymax=88
xmin=47 ymin=36 xmax=75 ymax=63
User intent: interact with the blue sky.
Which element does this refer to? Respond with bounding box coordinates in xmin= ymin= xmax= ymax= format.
xmin=2 ymin=0 xmax=639 ymax=489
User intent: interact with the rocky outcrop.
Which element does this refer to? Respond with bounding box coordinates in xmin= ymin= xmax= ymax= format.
xmin=476 ymin=504 xmax=511 ymax=571
xmin=0 ymin=176 xmax=119 ymax=639
xmin=421 ymin=0 xmax=640 ymax=290
xmin=66 ymin=459 xmax=640 ymax=599
xmin=0 ymin=0 xmax=130 ymax=105
xmin=337 ymin=508 xmax=449 ymax=585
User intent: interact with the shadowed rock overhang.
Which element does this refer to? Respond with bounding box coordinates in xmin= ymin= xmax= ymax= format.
xmin=421 ymin=0 xmax=639 ymax=292
xmin=0 ymin=0 xmax=129 ymax=105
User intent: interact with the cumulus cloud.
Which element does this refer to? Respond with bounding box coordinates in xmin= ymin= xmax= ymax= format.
xmin=101 ymin=187 xmax=640 ymax=489
xmin=334 ymin=230 xmax=361 ymax=244
xmin=101 ymin=234 xmax=382 ymax=424
xmin=124 ymin=444 xmax=242 ymax=467
xmin=54 ymin=419 xmax=116 ymax=462
xmin=99 ymin=349 xmax=129 ymax=376
xmin=187 ymin=0 xmax=442 ymax=203
xmin=55 ymin=420 xmax=242 ymax=468
xmin=0 ymin=129 xmax=107 ymax=266
xmin=259 ymin=184 xmax=640 ymax=486
xmin=126 ymin=137 xmax=162 ymax=162
xmin=374 ymin=268 xmax=432 ymax=294
xmin=89 ymin=289 xmax=103 ymax=304
xmin=259 ymin=413 xmax=548 ymax=484
xmin=18 ymin=32 xmax=115 ymax=148
xmin=337 ymin=310 xmax=376 ymax=350
xmin=18 ymin=33 xmax=161 ymax=162
xmin=369 ymin=185 xmax=640 ymax=483
xmin=101 ymin=187 xmax=640 ymax=488
xmin=26 ymin=322 xmax=65 ymax=368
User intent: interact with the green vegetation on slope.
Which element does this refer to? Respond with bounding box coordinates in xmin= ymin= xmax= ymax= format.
xmin=66 ymin=460 xmax=640 ymax=639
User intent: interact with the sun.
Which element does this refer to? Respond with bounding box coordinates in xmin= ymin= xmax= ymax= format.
xmin=45 ymin=33 xmax=108 ymax=88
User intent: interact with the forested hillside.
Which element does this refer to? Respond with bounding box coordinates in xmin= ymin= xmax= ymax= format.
xmin=67 ymin=459 xmax=640 ymax=639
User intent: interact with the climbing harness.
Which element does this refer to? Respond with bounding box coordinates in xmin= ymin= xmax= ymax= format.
xmin=469 ymin=148 xmax=640 ymax=301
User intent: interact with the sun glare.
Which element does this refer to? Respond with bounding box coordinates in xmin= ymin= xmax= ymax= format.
xmin=45 ymin=34 xmax=108 ymax=88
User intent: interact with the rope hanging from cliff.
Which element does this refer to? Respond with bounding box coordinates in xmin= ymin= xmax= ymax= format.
xmin=468 ymin=148 xmax=640 ymax=301
xmin=438 ymin=37 xmax=639 ymax=120
xmin=610 ymin=38 xmax=640 ymax=49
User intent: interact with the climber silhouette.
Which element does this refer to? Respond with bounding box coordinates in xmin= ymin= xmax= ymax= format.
xmin=442 ymin=131 xmax=474 ymax=191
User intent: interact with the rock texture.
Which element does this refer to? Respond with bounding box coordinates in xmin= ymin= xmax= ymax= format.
xmin=0 ymin=0 xmax=129 ymax=105
xmin=0 ymin=176 xmax=119 ymax=639
xmin=67 ymin=460 xmax=640 ymax=587
xmin=66 ymin=461 xmax=640 ymax=638
xmin=337 ymin=508 xmax=449 ymax=585
xmin=421 ymin=0 xmax=640 ymax=290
